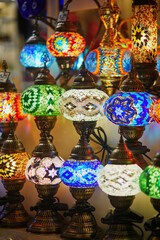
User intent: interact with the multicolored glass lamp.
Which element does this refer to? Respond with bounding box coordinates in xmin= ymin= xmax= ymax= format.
xmin=20 ymin=25 xmax=54 ymax=81
xmin=21 ymin=64 xmax=67 ymax=233
xmin=47 ymin=10 xmax=86 ymax=87
xmin=85 ymin=0 xmax=132 ymax=96
xmin=104 ymin=65 xmax=156 ymax=169
xmin=98 ymin=135 xmax=143 ymax=239
xmin=59 ymin=124 xmax=103 ymax=239
xmin=0 ymin=61 xmax=27 ymax=146
xmin=139 ymin=151 xmax=160 ymax=239
xmin=60 ymin=63 xmax=108 ymax=141
xmin=0 ymin=121 xmax=29 ymax=227
xmin=131 ymin=0 xmax=158 ymax=91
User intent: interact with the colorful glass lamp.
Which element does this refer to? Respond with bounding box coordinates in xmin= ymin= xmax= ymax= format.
xmin=0 ymin=122 xmax=29 ymax=227
xmin=139 ymin=151 xmax=160 ymax=239
xmin=85 ymin=0 xmax=132 ymax=96
xmin=20 ymin=26 xmax=54 ymax=81
xmin=60 ymin=64 xmax=108 ymax=141
xmin=47 ymin=10 xmax=86 ymax=87
xmin=21 ymin=65 xmax=67 ymax=233
xmin=98 ymin=135 xmax=143 ymax=239
xmin=0 ymin=61 xmax=27 ymax=146
xmin=104 ymin=66 xmax=156 ymax=169
xmin=59 ymin=124 xmax=103 ymax=239
xmin=131 ymin=0 xmax=158 ymax=91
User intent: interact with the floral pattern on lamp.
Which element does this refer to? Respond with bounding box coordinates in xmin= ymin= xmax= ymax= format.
xmin=25 ymin=156 xmax=64 ymax=185
xmin=104 ymin=92 xmax=156 ymax=126
xmin=47 ymin=32 xmax=86 ymax=57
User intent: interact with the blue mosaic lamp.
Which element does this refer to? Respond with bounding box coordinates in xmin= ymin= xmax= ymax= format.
xmin=59 ymin=126 xmax=103 ymax=239
xmin=20 ymin=29 xmax=54 ymax=69
xmin=104 ymin=69 xmax=156 ymax=127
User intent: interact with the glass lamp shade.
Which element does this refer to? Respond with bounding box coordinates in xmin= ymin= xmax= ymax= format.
xmin=0 ymin=152 xmax=29 ymax=179
xmin=60 ymin=89 xmax=108 ymax=121
xmin=0 ymin=92 xmax=27 ymax=122
xmin=59 ymin=159 xmax=103 ymax=188
xmin=139 ymin=165 xmax=160 ymax=199
xmin=47 ymin=32 xmax=86 ymax=57
xmin=25 ymin=156 xmax=64 ymax=185
xmin=98 ymin=164 xmax=142 ymax=196
xmin=21 ymin=85 xmax=65 ymax=116
xmin=152 ymin=99 xmax=160 ymax=124
xmin=132 ymin=4 xmax=157 ymax=64
xmin=85 ymin=46 xmax=132 ymax=76
xmin=20 ymin=44 xmax=54 ymax=68
xmin=104 ymin=92 xmax=156 ymax=126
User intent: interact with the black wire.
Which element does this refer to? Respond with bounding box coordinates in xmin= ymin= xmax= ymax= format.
xmin=64 ymin=0 xmax=73 ymax=10
xmin=132 ymin=223 xmax=144 ymax=238
xmin=93 ymin=0 xmax=101 ymax=8
xmin=89 ymin=127 xmax=114 ymax=165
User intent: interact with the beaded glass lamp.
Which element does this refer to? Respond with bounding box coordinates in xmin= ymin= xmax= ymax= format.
xmin=85 ymin=0 xmax=132 ymax=96
xmin=139 ymin=151 xmax=160 ymax=238
xmin=98 ymin=135 xmax=143 ymax=239
xmin=103 ymin=66 xmax=156 ymax=169
xmin=0 ymin=123 xmax=29 ymax=228
xmin=131 ymin=0 xmax=158 ymax=90
xmin=59 ymin=125 xmax=103 ymax=239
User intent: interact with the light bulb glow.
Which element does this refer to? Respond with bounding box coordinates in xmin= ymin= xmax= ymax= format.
xmin=47 ymin=32 xmax=86 ymax=57
xmin=21 ymin=85 xmax=65 ymax=116
xmin=0 ymin=93 xmax=27 ymax=122
xmin=59 ymin=159 xmax=103 ymax=188
xmin=139 ymin=165 xmax=160 ymax=199
xmin=104 ymin=92 xmax=156 ymax=126
xmin=98 ymin=164 xmax=142 ymax=196
xmin=0 ymin=152 xmax=29 ymax=179
xmin=25 ymin=156 xmax=64 ymax=185
xmin=60 ymin=89 xmax=108 ymax=121
xmin=20 ymin=44 xmax=54 ymax=68
xmin=85 ymin=46 xmax=131 ymax=76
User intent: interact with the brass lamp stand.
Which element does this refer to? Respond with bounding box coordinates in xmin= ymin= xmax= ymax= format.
xmin=0 ymin=125 xmax=29 ymax=227
xmin=27 ymin=116 xmax=68 ymax=233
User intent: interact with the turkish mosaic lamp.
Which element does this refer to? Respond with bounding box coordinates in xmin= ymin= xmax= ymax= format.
xmin=85 ymin=0 xmax=132 ymax=96
xmin=60 ymin=64 xmax=108 ymax=141
xmin=47 ymin=9 xmax=86 ymax=85
xmin=139 ymin=151 xmax=160 ymax=238
xmin=131 ymin=0 xmax=158 ymax=90
xmin=104 ymin=66 xmax=156 ymax=169
xmin=0 ymin=123 xmax=29 ymax=227
xmin=20 ymin=28 xmax=54 ymax=69
xmin=59 ymin=126 xmax=103 ymax=239
xmin=0 ymin=61 xmax=27 ymax=146
xmin=98 ymin=135 xmax=143 ymax=239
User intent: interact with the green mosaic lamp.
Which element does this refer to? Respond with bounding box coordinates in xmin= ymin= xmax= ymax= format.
xmin=139 ymin=151 xmax=160 ymax=239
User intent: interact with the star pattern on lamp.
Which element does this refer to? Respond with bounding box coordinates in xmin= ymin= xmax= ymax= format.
xmin=106 ymin=96 xmax=136 ymax=125
xmin=132 ymin=23 xmax=150 ymax=48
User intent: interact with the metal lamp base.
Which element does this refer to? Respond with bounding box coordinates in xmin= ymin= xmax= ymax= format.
xmin=73 ymin=121 xmax=97 ymax=142
xmin=101 ymin=196 xmax=143 ymax=240
xmin=62 ymin=188 xmax=98 ymax=239
xmin=27 ymin=184 xmax=67 ymax=234
xmin=0 ymin=179 xmax=29 ymax=228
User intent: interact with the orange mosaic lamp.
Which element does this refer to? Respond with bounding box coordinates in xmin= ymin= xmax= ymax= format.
xmin=0 ymin=92 xmax=27 ymax=122
xmin=131 ymin=0 xmax=158 ymax=90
